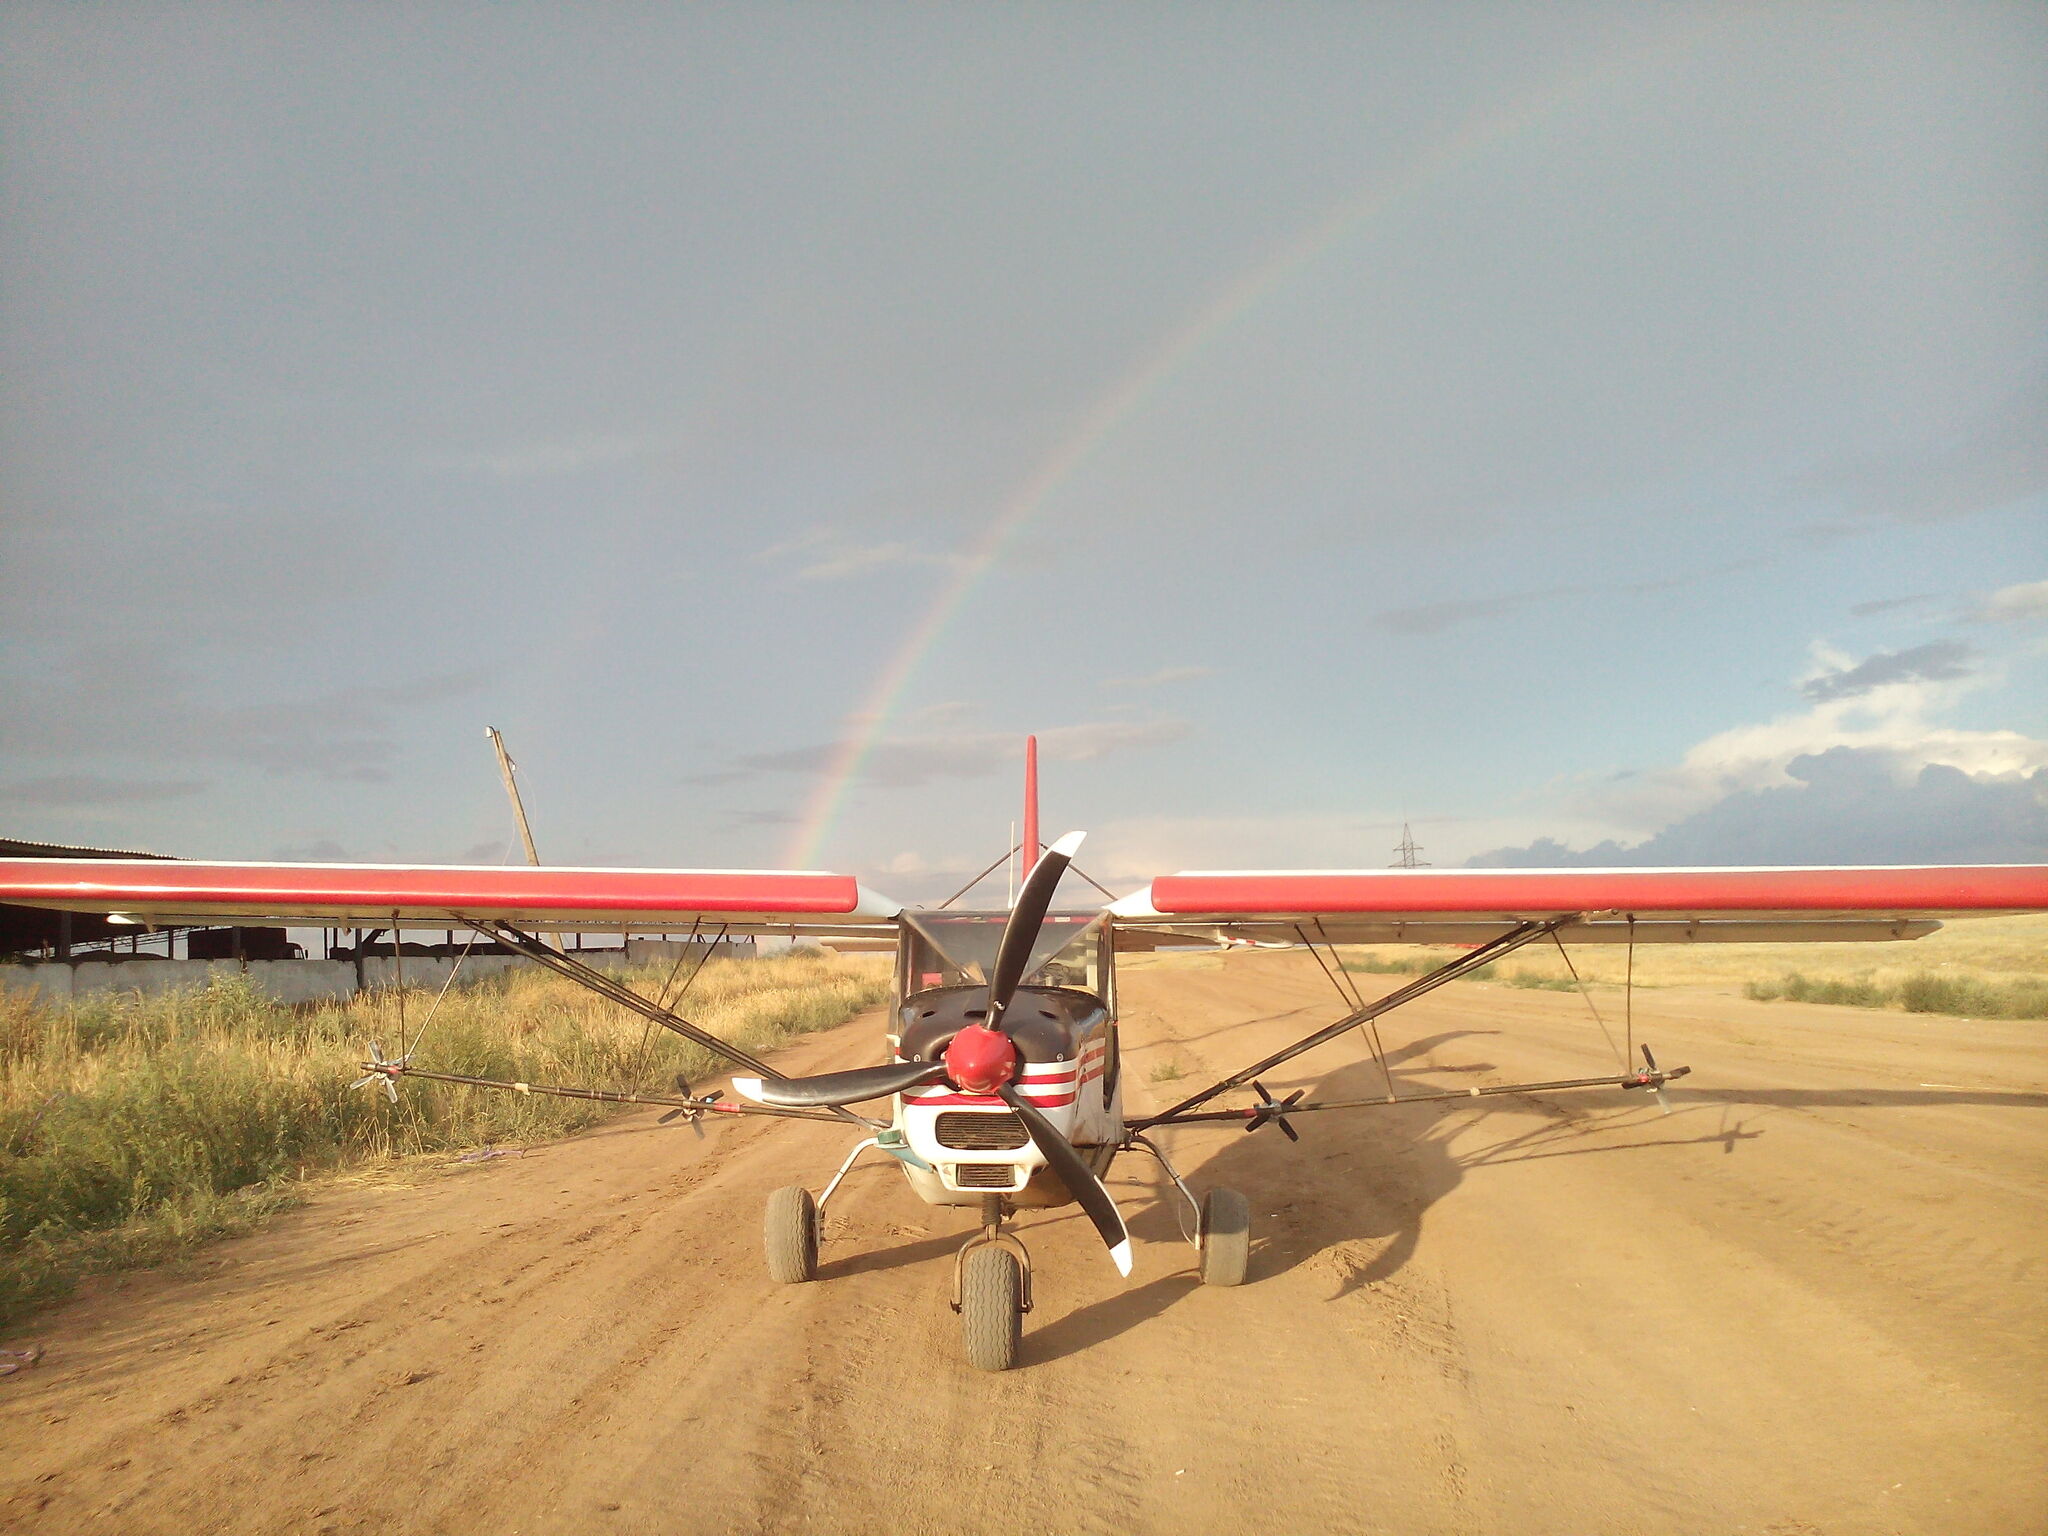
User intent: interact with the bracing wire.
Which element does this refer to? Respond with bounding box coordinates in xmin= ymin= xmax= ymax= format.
xmin=1549 ymin=929 xmax=1627 ymax=1071
xmin=401 ymin=925 xmax=481 ymax=1061
xmin=1625 ymin=916 xmax=1636 ymax=1067
xmin=1300 ymin=924 xmax=1396 ymax=1099
xmin=628 ymin=922 xmax=728 ymax=1090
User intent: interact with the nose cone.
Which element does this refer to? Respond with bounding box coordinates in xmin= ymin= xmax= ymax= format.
xmin=943 ymin=1023 xmax=1019 ymax=1095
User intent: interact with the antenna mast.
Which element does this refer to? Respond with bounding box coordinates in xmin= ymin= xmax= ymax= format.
xmin=486 ymin=726 xmax=542 ymax=867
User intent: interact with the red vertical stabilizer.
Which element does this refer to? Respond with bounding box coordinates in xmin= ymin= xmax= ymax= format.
xmin=1021 ymin=735 xmax=1040 ymax=877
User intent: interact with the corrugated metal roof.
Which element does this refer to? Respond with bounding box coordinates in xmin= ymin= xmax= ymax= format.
xmin=0 ymin=837 xmax=175 ymax=860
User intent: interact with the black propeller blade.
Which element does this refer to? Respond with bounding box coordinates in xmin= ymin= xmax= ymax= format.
xmin=985 ymin=829 xmax=1085 ymax=1032
xmin=985 ymin=831 xmax=1129 ymax=1275
xmin=1245 ymin=1079 xmax=1304 ymax=1141
xmin=996 ymin=1083 xmax=1132 ymax=1276
xmin=732 ymin=1060 xmax=949 ymax=1108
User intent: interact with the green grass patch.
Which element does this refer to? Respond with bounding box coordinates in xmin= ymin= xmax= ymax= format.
xmin=0 ymin=952 xmax=888 ymax=1328
xmin=1345 ymin=952 xmax=1586 ymax=992
xmin=1744 ymin=969 xmax=2048 ymax=1020
xmin=1342 ymin=953 xmax=1441 ymax=976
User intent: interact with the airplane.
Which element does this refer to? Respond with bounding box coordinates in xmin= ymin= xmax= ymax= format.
xmin=3 ymin=740 xmax=2044 ymax=1369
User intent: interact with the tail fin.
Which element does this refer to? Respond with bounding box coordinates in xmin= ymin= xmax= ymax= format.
xmin=1021 ymin=735 xmax=1040 ymax=877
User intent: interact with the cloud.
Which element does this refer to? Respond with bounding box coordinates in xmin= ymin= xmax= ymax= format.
xmin=760 ymin=530 xmax=966 ymax=583
xmin=1467 ymin=632 xmax=2048 ymax=866
xmin=1800 ymin=641 xmax=1977 ymax=703
xmin=1369 ymin=561 xmax=1764 ymax=635
xmin=1469 ymin=748 xmax=2047 ymax=866
xmin=3 ymin=651 xmax=489 ymax=782
xmin=0 ymin=774 xmax=207 ymax=806
xmin=725 ymin=808 xmax=800 ymax=827
xmin=1103 ymin=665 xmax=1214 ymax=689
xmin=1799 ymin=381 xmax=2048 ymax=524
xmin=1977 ymin=579 xmax=2048 ymax=625
xmin=732 ymin=719 xmax=1191 ymax=789
xmin=1371 ymin=589 xmax=1570 ymax=636
xmin=430 ymin=432 xmax=655 ymax=479
xmin=1848 ymin=594 xmax=1931 ymax=617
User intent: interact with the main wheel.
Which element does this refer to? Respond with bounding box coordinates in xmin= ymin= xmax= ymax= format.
xmin=1198 ymin=1187 xmax=1251 ymax=1287
xmin=959 ymin=1244 xmax=1023 ymax=1371
xmin=763 ymin=1185 xmax=819 ymax=1284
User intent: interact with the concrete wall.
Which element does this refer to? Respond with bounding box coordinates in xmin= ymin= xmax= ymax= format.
xmin=0 ymin=939 xmax=759 ymax=1006
xmin=0 ymin=957 xmax=360 ymax=1005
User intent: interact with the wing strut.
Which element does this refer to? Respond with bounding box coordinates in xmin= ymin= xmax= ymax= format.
xmin=1130 ymin=1060 xmax=1691 ymax=1131
xmin=461 ymin=918 xmax=882 ymax=1128
xmin=1144 ymin=917 xmax=1575 ymax=1123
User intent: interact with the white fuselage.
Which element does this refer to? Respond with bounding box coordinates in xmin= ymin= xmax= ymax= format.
xmin=893 ymin=1033 xmax=1118 ymax=1206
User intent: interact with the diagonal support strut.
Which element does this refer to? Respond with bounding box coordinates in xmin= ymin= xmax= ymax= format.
xmin=460 ymin=918 xmax=881 ymax=1128
xmin=1144 ymin=916 xmax=1576 ymax=1124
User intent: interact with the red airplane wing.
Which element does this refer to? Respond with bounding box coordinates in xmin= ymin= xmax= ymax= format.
xmin=0 ymin=858 xmax=903 ymax=935
xmin=1108 ymin=864 xmax=2048 ymax=945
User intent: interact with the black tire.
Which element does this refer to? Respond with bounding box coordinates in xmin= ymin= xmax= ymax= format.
xmin=1198 ymin=1187 xmax=1251 ymax=1287
xmin=763 ymin=1185 xmax=819 ymax=1284
xmin=959 ymin=1244 xmax=1023 ymax=1371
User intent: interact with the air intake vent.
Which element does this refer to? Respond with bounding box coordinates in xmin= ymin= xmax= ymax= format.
xmin=934 ymin=1111 xmax=1029 ymax=1150
xmin=953 ymin=1162 xmax=1019 ymax=1189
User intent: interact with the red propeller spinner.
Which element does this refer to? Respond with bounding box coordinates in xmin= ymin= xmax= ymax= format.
xmin=942 ymin=1023 xmax=1019 ymax=1095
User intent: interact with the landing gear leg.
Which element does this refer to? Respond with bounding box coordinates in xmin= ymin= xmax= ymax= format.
xmin=953 ymin=1194 xmax=1032 ymax=1371
xmin=1129 ymin=1134 xmax=1251 ymax=1285
xmin=763 ymin=1136 xmax=881 ymax=1285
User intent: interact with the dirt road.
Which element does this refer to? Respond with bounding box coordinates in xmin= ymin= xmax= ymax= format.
xmin=4 ymin=951 xmax=2044 ymax=1535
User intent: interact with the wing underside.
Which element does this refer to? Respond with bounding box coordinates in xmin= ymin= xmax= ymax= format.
xmin=1110 ymin=864 xmax=2048 ymax=945
xmin=0 ymin=859 xmax=904 ymax=937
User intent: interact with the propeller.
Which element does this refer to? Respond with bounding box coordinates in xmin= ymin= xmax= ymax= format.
xmin=733 ymin=830 xmax=1132 ymax=1276
xmin=1629 ymin=1043 xmax=1691 ymax=1115
xmin=349 ymin=1042 xmax=408 ymax=1104
xmin=1641 ymin=1043 xmax=1670 ymax=1115
xmin=658 ymin=1073 xmax=718 ymax=1135
xmin=1244 ymin=1080 xmax=1304 ymax=1141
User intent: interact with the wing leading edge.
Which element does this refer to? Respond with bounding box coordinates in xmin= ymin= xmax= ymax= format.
xmin=0 ymin=859 xmax=904 ymax=936
xmin=1109 ymin=864 xmax=2048 ymax=945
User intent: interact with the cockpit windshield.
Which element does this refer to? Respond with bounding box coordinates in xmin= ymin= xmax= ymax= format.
xmin=900 ymin=911 xmax=1106 ymax=994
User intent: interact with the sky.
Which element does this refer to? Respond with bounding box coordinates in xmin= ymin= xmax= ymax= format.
xmin=2 ymin=2 xmax=2044 ymax=904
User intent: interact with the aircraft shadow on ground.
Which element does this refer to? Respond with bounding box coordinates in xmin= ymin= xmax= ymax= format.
xmin=804 ymin=1034 xmax=2040 ymax=1363
xmin=1671 ymin=1087 xmax=2048 ymax=1109
xmin=1055 ymin=1029 xmax=1777 ymax=1351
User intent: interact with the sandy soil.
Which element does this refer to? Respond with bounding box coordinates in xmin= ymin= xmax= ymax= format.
xmin=3 ymin=950 xmax=2044 ymax=1535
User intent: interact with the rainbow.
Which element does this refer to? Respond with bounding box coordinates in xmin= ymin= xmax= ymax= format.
xmin=785 ymin=23 xmax=1709 ymax=868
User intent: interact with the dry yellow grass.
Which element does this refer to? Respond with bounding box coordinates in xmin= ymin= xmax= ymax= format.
xmin=1122 ymin=916 xmax=2048 ymax=1017
xmin=0 ymin=949 xmax=890 ymax=1324
xmin=1334 ymin=913 xmax=2047 ymax=991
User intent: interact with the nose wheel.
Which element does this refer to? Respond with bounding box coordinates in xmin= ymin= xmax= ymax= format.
xmin=953 ymin=1195 xmax=1033 ymax=1371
